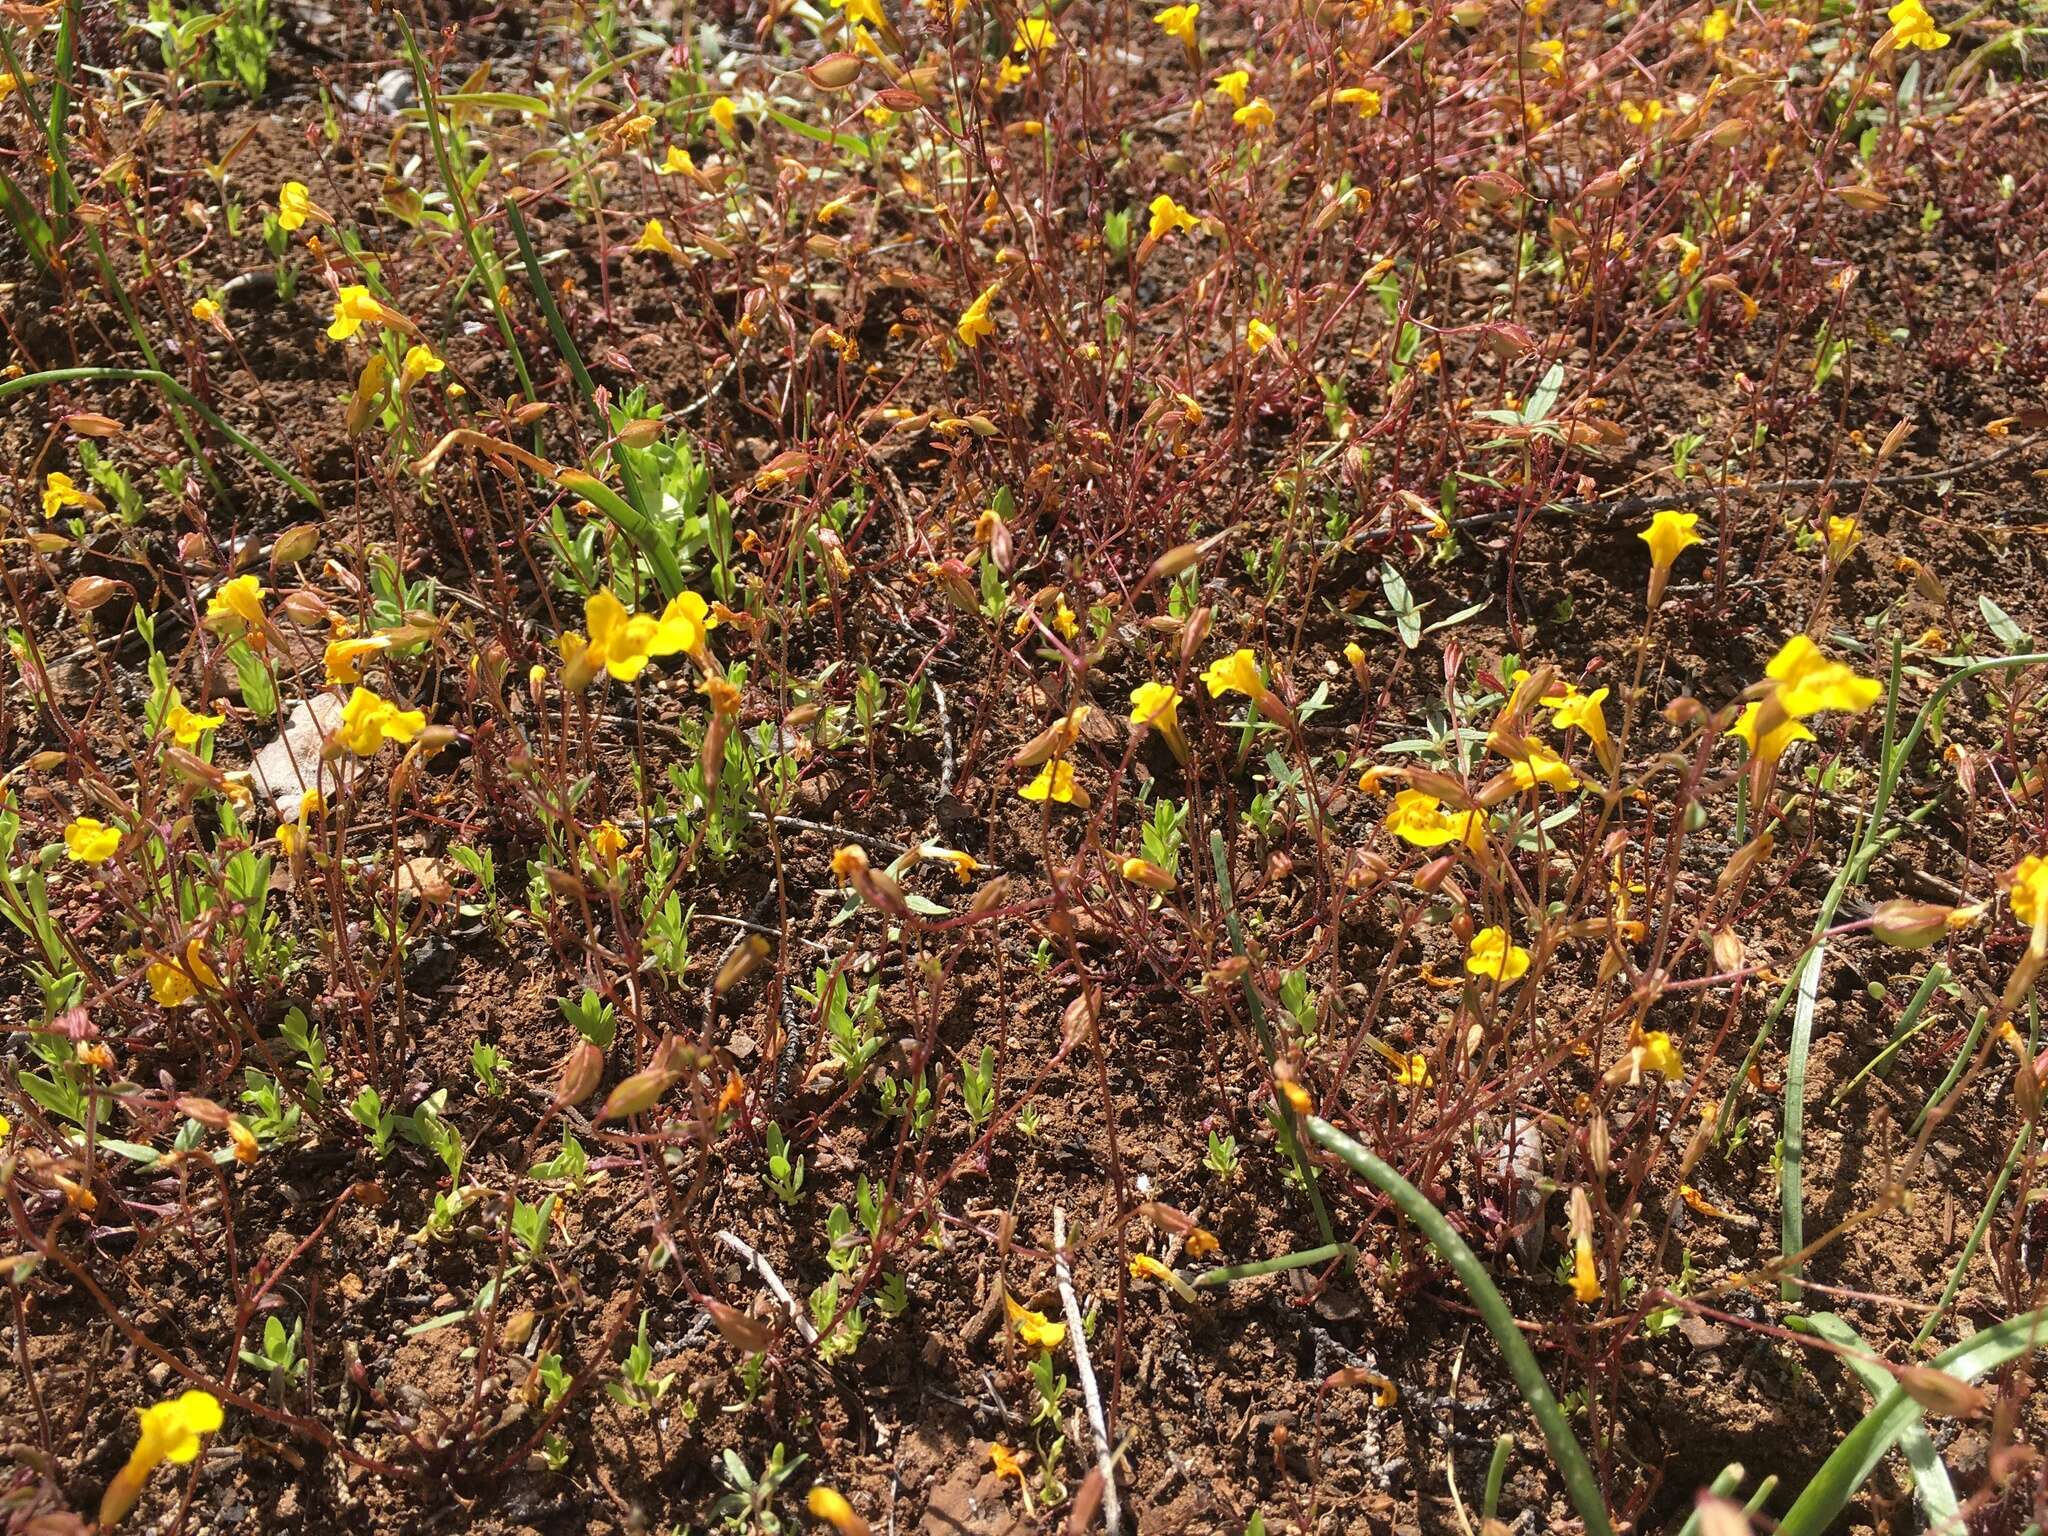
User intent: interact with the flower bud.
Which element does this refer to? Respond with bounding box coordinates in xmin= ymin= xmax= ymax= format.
xmin=554 ymin=1040 xmax=605 ymax=1108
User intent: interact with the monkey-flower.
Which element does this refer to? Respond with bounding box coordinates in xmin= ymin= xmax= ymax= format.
xmin=633 ymin=219 xmax=683 ymax=258
xmin=325 ymin=634 xmax=392 ymax=685
xmin=1020 ymin=759 xmax=1089 ymax=808
xmin=42 ymin=471 xmax=100 ymax=519
xmin=1467 ymin=926 xmax=1531 ymax=984
xmin=2012 ymin=855 xmax=2048 ymax=930
xmin=1147 ymin=193 xmax=1200 ymax=241
xmin=1005 ymin=1293 xmax=1067 ymax=1351
xmin=400 ymin=344 xmax=444 ymax=390
xmin=64 ymin=817 xmax=122 ymax=864
xmin=1212 ymin=68 xmax=1249 ymax=107
xmin=1732 ymin=635 xmax=1881 ymax=764
xmin=276 ymin=181 xmax=326 ymax=231
xmin=1382 ymin=788 xmax=1483 ymax=850
xmin=163 ymin=692 xmax=225 ymax=749
xmin=709 ymin=96 xmax=738 ymax=135
xmin=1232 ymin=97 xmax=1275 ymax=131
xmin=1544 ymin=683 xmax=1614 ymax=774
xmin=807 ymin=1486 xmax=871 ymax=1536
xmin=1129 ymin=680 xmax=1189 ymax=762
xmin=335 ymin=687 xmax=425 ymax=755
xmin=1507 ymin=744 xmax=1579 ymax=793
xmin=99 ymin=1389 xmax=224 ymax=1529
xmin=1884 ymin=0 xmax=1949 ymax=49
xmin=1153 ymin=2 xmax=1199 ymax=53
xmin=1199 ymin=648 xmax=1263 ymax=700
xmin=205 ymin=574 xmax=267 ymax=635
xmin=1012 ymin=16 xmax=1058 ymax=51
xmin=1246 ymin=317 xmax=1277 ymax=354
xmin=957 ymin=283 xmax=999 ymax=348
xmin=326 ymin=284 xmax=408 ymax=342
xmin=1638 ymin=509 xmax=1701 ymax=608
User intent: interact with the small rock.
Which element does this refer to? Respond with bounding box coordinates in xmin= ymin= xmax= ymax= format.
xmin=249 ymin=694 xmax=346 ymax=820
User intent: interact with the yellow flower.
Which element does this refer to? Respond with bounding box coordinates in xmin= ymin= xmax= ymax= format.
xmin=1619 ymin=98 xmax=1664 ymax=128
xmin=325 ymin=284 xmax=398 ymax=342
xmin=99 ymin=1390 xmax=225 ymax=1530
xmin=958 ymin=282 xmax=999 ymax=347
xmin=1233 ymin=96 xmax=1274 ymax=131
xmin=42 ymin=471 xmax=94 ymax=519
xmin=400 ymin=343 xmax=444 ymax=389
xmin=277 ymin=180 xmax=317 ymax=231
xmin=633 ymin=219 xmax=682 ymax=258
xmin=324 ymin=634 xmax=391 ymax=685
xmin=163 ymin=693 xmax=226 ymax=748
xmin=1824 ymin=515 xmax=1861 ymax=561
xmin=1638 ymin=1030 xmax=1684 ymax=1080
xmin=1667 ymin=234 xmax=1702 ymax=276
xmin=1507 ymin=744 xmax=1579 ymax=793
xmin=1147 ymin=194 xmax=1199 ymax=241
xmin=1369 ymin=1038 xmax=1432 ymax=1085
xmin=1199 ymin=647 xmax=1263 ymax=699
xmin=657 ymin=145 xmax=696 ymax=176
xmin=1764 ymin=635 xmax=1884 ymax=719
xmin=1546 ymin=685 xmax=1610 ymax=757
xmin=709 ymin=95 xmax=738 ymax=135
xmin=1639 ymin=509 xmax=1702 ymax=570
xmin=1129 ymin=680 xmax=1180 ymax=726
xmin=1012 ymin=15 xmax=1059 ymax=51
xmin=581 ymin=590 xmax=663 ymax=682
xmin=1570 ymin=1235 xmax=1600 ymax=1302
xmin=205 ymin=574 xmax=267 ymax=634
xmin=1886 ymin=0 xmax=1949 ymax=49
xmin=1466 ymin=925 xmax=1531 ymax=985
xmin=1334 ymin=86 xmax=1383 ymax=119
xmin=592 ymin=820 xmax=629 ymax=861
xmin=989 ymin=1443 xmax=1026 ymax=1483
xmin=1005 ymin=1293 xmax=1068 ymax=1351
xmin=807 ymin=1487 xmax=868 ymax=1536
xmin=1212 ymin=68 xmax=1249 ymax=107
xmin=1531 ymin=37 xmax=1564 ymax=77
xmin=2008 ymin=854 xmax=2048 ymax=929
xmin=1020 ymin=759 xmax=1087 ymax=806
xmin=1382 ymin=788 xmax=1483 ymax=849
xmin=651 ymin=590 xmax=716 ymax=658
xmin=1246 ymin=317 xmax=1277 ymax=354
xmin=1153 ymin=2 xmax=1199 ymax=49
xmin=1730 ymin=703 xmax=1816 ymax=764
xmin=147 ymin=944 xmax=216 ymax=1008
xmin=65 ymin=817 xmax=122 ymax=864
xmin=335 ymin=687 xmax=425 ymax=755
xmin=191 ymin=296 xmax=222 ymax=324
xmin=1701 ymin=7 xmax=1731 ymax=41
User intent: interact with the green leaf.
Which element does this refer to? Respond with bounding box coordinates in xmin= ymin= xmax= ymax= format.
xmin=1778 ymin=1308 xmax=2048 ymax=1536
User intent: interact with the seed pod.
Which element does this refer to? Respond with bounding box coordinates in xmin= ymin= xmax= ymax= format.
xmin=64 ymin=575 xmax=119 ymax=611
xmin=1711 ymin=928 xmax=1746 ymax=973
xmin=600 ymin=1066 xmax=679 ymax=1121
xmin=64 ymin=412 xmax=123 ymax=437
xmin=1717 ymin=831 xmax=1775 ymax=891
xmin=1871 ymin=899 xmax=1957 ymax=950
xmin=1178 ymin=606 xmax=1212 ymax=672
xmin=615 ymin=417 xmax=663 ymax=448
xmin=704 ymin=1297 xmax=776 ymax=1353
xmin=1895 ymin=1365 xmax=1989 ymax=1419
xmin=967 ymin=875 xmax=1011 ymax=917
xmin=1414 ymin=855 xmax=1458 ymax=894
xmin=1586 ymin=1112 xmax=1611 ymax=1178
xmin=804 ymin=52 xmax=864 ymax=90
xmin=1408 ymin=767 xmax=1472 ymax=807
xmin=555 ymin=1040 xmax=605 ymax=1107
xmin=716 ymin=934 xmax=772 ymax=995
xmin=176 ymin=1096 xmax=232 ymax=1129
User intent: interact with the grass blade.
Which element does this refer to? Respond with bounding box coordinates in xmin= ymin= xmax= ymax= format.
xmin=1792 ymin=1313 xmax=1958 ymax=1531
xmin=1777 ymin=1308 xmax=2048 ymax=1536
xmin=1780 ymin=941 xmax=1824 ymax=1301
xmin=1303 ymin=1114 xmax=1613 ymax=1536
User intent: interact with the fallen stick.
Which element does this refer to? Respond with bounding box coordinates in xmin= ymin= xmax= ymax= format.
xmin=1053 ymin=1206 xmax=1122 ymax=1536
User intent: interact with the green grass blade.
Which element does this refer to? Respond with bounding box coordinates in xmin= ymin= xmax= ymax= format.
xmin=1780 ymin=941 xmax=1824 ymax=1301
xmin=1792 ymin=1313 xmax=1958 ymax=1531
xmin=1303 ymin=1114 xmax=1613 ymax=1536
xmin=0 ymin=366 xmax=321 ymax=509
xmin=1777 ymin=1308 xmax=2048 ymax=1536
